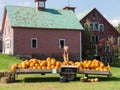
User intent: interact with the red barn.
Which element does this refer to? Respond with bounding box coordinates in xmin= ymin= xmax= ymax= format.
xmin=77 ymin=8 xmax=120 ymax=64
xmin=1 ymin=0 xmax=83 ymax=61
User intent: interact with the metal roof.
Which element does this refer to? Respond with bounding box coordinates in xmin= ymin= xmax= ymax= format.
xmin=77 ymin=8 xmax=94 ymax=21
xmin=6 ymin=6 xmax=83 ymax=30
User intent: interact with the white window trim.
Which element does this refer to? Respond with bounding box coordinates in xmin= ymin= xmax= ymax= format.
xmin=31 ymin=38 xmax=38 ymax=48
xmin=59 ymin=39 xmax=65 ymax=49
xmin=94 ymin=22 xmax=99 ymax=31
xmin=94 ymin=45 xmax=98 ymax=56
xmin=92 ymin=35 xmax=99 ymax=43
xmin=91 ymin=22 xmax=99 ymax=31
xmin=99 ymin=24 xmax=104 ymax=32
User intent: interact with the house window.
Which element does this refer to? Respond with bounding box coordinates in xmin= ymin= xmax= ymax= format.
xmin=92 ymin=35 xmax=99 ymax=43
xmin=90 ymin=23 xmax=94 ymax=30
xmin=5 ymin=25 xmax=10 ymax=36
xmin=104 ymin=56 xmax=108 ymax=64
xmin=100 ymin=56 xmax=103 ymax=62
xmin=99 ymin=24 xmax=104 ymax=32
xmin=6 ymin=43 xmax=9 ymax=49
xmin=94 ymin=23 xmax=99 ymax=30
xmin=110 ymin=57 xmax=113 ymax=64
xmin=90 ymin=22 xmax=99 ymax=31
xmin=107 ymin=35 xmax=112 ymax=40
xmin=31 ymin=38 xmax=38 ymax=48
xmin=105 ymin=44 xmax=110 ymax=52
xmin=59 ymin=39 xmax=65 ymax=48
xmin=6 ymin=39 xmax=10 ymax=49
xmin=93 ymin=45 xmax=98 ymax=56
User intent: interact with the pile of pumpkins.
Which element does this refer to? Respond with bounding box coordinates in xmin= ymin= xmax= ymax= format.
xmin=75 ymin=59 xmax=110 ymax=71
xmin=11 ymin=57 xmax=62 ymax=72
xmin=11 ymin=57 xmax=110 ymax=72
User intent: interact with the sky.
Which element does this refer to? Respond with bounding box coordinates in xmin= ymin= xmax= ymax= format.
xmin=0 ymin=0 xmax=120 ymax=29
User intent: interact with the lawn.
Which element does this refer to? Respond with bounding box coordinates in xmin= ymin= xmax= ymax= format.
xmin=0 ymin=54 xmax=22 ymax=70
xmin=0 ymin=54 xmax=120 ymax=90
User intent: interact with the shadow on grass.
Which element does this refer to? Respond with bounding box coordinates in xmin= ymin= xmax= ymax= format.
xmin=14 ymin=75 xmax=120 ymax=83
xmin=15 ymin=77 xmax=60 ymax=83
xmin=25 ymin=77 xmax=60 ymax=83
xmin=98 ymin=76 xmax=120 ymax=82
xmin=15 ymin=77 xmax=120 ymax=83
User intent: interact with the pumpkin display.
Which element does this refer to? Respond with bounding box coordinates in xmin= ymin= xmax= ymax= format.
xmin=10 ymin=57 xmax=110 ymax=72
xmin=75 ymin=59 xmax=111 ymax=71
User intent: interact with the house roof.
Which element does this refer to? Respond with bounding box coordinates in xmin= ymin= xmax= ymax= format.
xmin=76 ymin=8 xmax=94 ymax=21
xmin=5 ymin=6 xmax=83 ymax=30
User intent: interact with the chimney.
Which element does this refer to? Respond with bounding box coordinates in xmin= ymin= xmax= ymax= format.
xmin=63 ymin=6 xmax=76 ymax=12
xmin=34 ymin=0 xmax=47 ymax=11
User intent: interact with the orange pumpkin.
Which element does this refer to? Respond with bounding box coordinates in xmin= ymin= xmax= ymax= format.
xmin=46 ymin=57 xmax=51 ymax=62
xmin=100 ymin=62 xmax=104 ymax=68
xmin=30 ymin=62 xmax=35 ymax=68
xmin=106 ymin=64 xmax=110 ymax=71
xmin=56 ymin=61 xmax=61 ymax=67
xmin=42 ymin=66 xmax=46 ymax=69
xmin=11 ymin=64 xmax=18 ymax=72
xmin=51 ymin=65 xmax=55 ymax=69
xmin=47 ymin=60 xmax=51 ymax=67
xmin=40 ymin=60 xmax=47 ymax=67
xmin=51 ymin=58 xmax=56 ymax=65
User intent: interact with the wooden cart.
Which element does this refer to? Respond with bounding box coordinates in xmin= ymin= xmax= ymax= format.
xmin=14 ymin=66 xmax=112 ymax=82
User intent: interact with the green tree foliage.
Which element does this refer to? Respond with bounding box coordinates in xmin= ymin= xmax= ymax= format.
xmin=82 ymin=19 xmax=95 ymax=59
xmin=115 ymin=23 xmax=120 ymax=33
xmin=114 ymin=24 xmax=120 ymax=66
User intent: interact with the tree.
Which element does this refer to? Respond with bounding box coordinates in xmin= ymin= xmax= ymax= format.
xmin=115 ymin=23 xmax=120 ymax=33
xmin=82 ymin=19 xmax=95 ymax=59
xmin=98 ymin=34 xmax=118 ymax=64
xmin=114 ymin=24 xmax=120 ymax=65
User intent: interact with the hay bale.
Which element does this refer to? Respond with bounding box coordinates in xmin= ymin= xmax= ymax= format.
xmin=1 ymin=77 xmax=10 ymax=84
xmin=0 ymin=70 xmax=9 ymax=78
xmin=0 ymin=72 xmax=4 ymax=78
xmin=0 ymin=71 xmax=15 ymax=83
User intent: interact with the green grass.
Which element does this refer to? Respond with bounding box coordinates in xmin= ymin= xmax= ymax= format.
xmin=0 ymin=54 xmax=22 ymax=70
xmin=0 ymin=54 xmax=120 ymax=90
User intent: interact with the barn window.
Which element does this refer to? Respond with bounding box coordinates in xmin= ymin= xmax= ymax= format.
xmin=59 ymin=39 xmax=65 ymax=48
xmin=31 ymin=38 xmax=38 ymax=48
